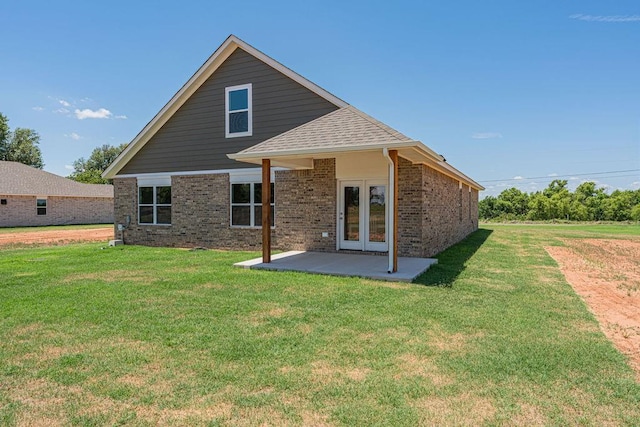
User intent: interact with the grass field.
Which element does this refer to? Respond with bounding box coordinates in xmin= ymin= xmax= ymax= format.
xmin=1 ymin=224 xmax=639 ymax=425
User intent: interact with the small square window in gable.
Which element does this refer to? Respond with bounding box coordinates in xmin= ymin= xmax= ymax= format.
xmin=225 ymin=83 xmax=252 ymax=138
xmin=1 ymin=199 xmax=7 ymax=205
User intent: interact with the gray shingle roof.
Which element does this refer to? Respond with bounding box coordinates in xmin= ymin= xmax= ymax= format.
xmin=236 ymin=106 xmax=415 ymax=156
xmin=0 ymin=161 xmax=113 ymax=198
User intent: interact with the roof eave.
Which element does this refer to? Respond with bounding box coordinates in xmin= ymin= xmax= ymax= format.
xmin=228 ymin=142 xmax=484 ymax=191
xmin=227 ymin=140 xmax=437 ymax=162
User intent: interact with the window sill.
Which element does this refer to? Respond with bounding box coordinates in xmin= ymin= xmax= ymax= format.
xmin=139 ymin=223 xmax=172 ymax=227
xmin=225 ymin=131 xmax=253 ymax=138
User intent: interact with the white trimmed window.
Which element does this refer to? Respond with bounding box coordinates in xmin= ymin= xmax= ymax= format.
xmin=225 ymin=83 xmax=252 ymax=138
xmin=231 ymin=182 xmax=274 ymax=227
xmin=36 ymin=198 xmax=47 ymax=216
xmin=138 ymin=186 xmax=171 ymax=225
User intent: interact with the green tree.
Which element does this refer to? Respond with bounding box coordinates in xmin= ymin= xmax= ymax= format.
xmin=527 ymin=192 xmax=551 ymax=220
xmin=0 ymin=113 xmax=9 ymax=160
xmin=574 ymin=181 xmax=608 ymax=220
xmin=0 ymin=113 xmax=44 ymax=169
xmin=69 ymin=143 xmax=127 ymax=184
xmin=479 ymin=196 xmax=498 ymax=220
xmin=498 ymin=187 xmax=529 ymax=218
xmin=603 ymin=190 xmax=637 ymax=221
xmin=631 ymin=203 xmax=640 ymax=221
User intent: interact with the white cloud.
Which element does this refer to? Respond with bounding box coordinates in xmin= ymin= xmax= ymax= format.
xmin=631 ymin=181 xmax=640 ymax=188
xmin=472 ymin=132 xmax=503 ymax=140
xmin=32 ymin=106 xmax=44 ymax=111
xmin=114 ymin=114 xmax=128 ymax=119
xmin=513 ymin=176 xmax=524 ymax=180
xmin=570 ymin=14 xmax=640 ymax=22
xmin=59 ymin=99 xmax=71 ymax=107
xmin=548 ymin=173 xmax=558 ymax=177
xmin=64 ymin=164 xmax=74 ymax=170
xmin=75 ymin=108 xmax=112 ymax=120
xmin=54 ymin=108 xmax=70 ymax=114
xmin=65 ymin=132 xmax=81 ymax=140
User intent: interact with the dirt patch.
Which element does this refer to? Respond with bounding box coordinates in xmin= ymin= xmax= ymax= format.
xmin=413 ymin=392 xmax=496 ymax=425
xmin=394 ymin=354 xmax=453 ymax=386
xmin=0 ymin=227 xmax=113 ymax=246
xmin=546 ymin=238 xmax=640 ymax=380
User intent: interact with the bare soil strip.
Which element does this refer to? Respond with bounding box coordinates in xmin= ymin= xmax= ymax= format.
xmin=546 ymin=238 xmax=640 ymax=381
xmin=0 ymin=227 xmax=113 ymax=247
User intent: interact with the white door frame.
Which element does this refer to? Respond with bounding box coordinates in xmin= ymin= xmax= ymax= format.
xmin=337 ymin=179 xmax=388 ymax=252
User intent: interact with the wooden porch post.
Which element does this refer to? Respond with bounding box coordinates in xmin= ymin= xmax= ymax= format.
xmin=389 ymin=150 xmax=399 ymax=272
xmin=262 ymin=158 xmax=271 ymax=263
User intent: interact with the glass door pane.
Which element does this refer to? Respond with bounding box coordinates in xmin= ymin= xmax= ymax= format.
xmin=344 ymin=186 xmax=360 ymax=241
xmin=368 ymin=185 xmax=386 ymax=243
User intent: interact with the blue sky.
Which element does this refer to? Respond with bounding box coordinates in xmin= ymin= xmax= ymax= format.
xmin=1 ymin=0 xmax=638 ymax=197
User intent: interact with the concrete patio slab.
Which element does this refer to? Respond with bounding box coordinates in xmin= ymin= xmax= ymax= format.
xmin=234 ymin=251 xmax=437 ymax=282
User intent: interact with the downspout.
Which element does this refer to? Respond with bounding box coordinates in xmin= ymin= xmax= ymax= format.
xmin=382 ymin=148 xmax=394 ymax=274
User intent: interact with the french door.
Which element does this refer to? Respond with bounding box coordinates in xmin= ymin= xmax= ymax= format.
xmin=338 ymin=180 xmax=388 ymax=251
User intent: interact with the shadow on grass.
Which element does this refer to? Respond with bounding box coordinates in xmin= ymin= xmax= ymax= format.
xmin=413 ymin=228 xmax=493 ymax=287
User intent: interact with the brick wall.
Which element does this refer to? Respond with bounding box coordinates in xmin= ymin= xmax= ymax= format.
xmin=420 ymin=165 xmax=479 ymax=257
xmin=0 ymin=195 xmax=113 ymax=227
xmin=397 ymin=158 xmax=424 ymax=256
xmin=113 ymin=175 xmax=264 ymax=249
xmin=275 ymin=158 xmax=336 ymax=252
xmin=112 ymin=156 xmax=478 ymax=257
xmin=395 ymin=158 xmax=479 ymax=258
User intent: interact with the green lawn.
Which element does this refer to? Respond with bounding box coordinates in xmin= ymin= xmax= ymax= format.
xmin=1 ymin=225 xmax=639 ymax=425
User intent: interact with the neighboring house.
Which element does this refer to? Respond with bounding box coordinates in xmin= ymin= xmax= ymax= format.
xmin=104 ymin=35 xmax=483 ymax=271
xmin=0 ymin=161 xmax=114 ymax=227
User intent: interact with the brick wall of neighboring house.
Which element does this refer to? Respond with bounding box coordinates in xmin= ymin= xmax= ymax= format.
xmin=275 ymin=158 xmax=337 ymax=252
xmin=0 ymin=195 xmax=113 ymax=227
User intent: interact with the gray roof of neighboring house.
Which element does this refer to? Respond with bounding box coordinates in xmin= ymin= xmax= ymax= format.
xmin=235 ymin=106 xmax=415 ymax=155
xmin=0 ymin=161 xmax=114 ymax=198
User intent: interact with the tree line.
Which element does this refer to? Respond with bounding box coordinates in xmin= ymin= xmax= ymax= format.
xmin=1 ymin=112 xmax=125 ymax=184
xmin=480 ymin=180 xmax=640 ymax=221
xmin=0 ymin=113 xmax=44 ymax=169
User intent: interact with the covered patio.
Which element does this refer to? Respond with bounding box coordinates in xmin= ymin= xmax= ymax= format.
xmin=234 ymin=251 xmax=437 ymax=282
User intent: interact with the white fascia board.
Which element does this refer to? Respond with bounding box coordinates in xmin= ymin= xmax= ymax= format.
xmin=400 ymin=150 xmax=484 ymax=191
xmin=228 ymin=140 xmax=432 ymax=161
xmin=436 ymin=161 xmax=485 ymax=191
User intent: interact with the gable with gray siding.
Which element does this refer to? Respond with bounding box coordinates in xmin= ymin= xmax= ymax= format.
xmin=120 ymin=48 xmax=339 ymax=175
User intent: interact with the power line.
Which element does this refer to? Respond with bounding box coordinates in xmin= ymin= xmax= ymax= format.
xmin=480 ymin=169 xmax=640 ymax=183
